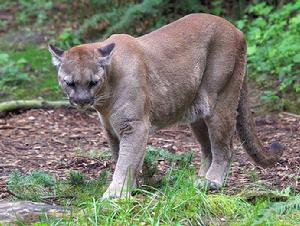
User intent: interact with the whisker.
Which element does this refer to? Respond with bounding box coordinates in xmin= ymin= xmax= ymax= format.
xmin=94 ymin=94 xmax=113 ymax=103
xmin=96 ymin=93 xmax=112 ymax=98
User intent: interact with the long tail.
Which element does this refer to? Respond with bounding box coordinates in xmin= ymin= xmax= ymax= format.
xmin=236 ymin=79 xmax=283 ymax=167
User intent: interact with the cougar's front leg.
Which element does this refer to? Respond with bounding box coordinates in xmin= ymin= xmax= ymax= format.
xmin=102 ymin=118 xmax=149 ymax=199
xmin=104 ymin=129 xmax=119 ymax=162
xmin=97 ymin=112 xmax=120 ymax=162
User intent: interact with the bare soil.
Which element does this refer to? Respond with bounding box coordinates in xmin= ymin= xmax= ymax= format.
xmin=0 ymin=108 xmax=299 ymax=199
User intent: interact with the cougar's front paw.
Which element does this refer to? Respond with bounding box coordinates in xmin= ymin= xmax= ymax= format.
xmin=102 ymin=185 xmax=130 ymax=199
xmin=102 ymin=180 xmax=136 ymax=199
xmin=194 ymin=178 xmax=222 ymax=191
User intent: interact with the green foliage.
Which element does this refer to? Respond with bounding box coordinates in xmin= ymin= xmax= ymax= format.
xmin=237 ymin=1 xmax=300 ymax=111
xmin=13 ymin=0 xmax=53 ymax=25
xmin=0 ymin=53 xmax=30 ymax=88
xmin=56 ymin=28 xmax=81 ymax=49
xmin=77 ymin=0 xmax=213 ymax=40
xmin=253 ymin=195 xmax=300 ymax=225
xmin=104 ymin=0 xmax=164 ymax=37
xmin=0 ymin=46 xmax=62 ymax=101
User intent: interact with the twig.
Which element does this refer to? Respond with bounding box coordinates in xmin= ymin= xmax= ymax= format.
xmin=41 ymin=195 xmax=75 ymax=201
xmin=280 ymin=112 xmax=300 ymax=119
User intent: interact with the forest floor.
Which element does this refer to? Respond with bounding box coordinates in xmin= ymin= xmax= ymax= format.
xmin=0 ymin=108 xmax=299 ymax=200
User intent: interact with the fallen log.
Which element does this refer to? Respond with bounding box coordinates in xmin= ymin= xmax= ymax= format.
xmin=0 ymin=201 xmax=69 ymax=224
xmin=0 ymin=100 xmax=69 ymax=113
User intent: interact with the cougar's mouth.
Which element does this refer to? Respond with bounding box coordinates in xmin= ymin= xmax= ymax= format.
xmin=77 ymin=104 xmax=92 ymax=111
xmin=73 ymin=102 xmax=93 ymax=111
xmin=68 ymin=97 xmax=94 ymax=111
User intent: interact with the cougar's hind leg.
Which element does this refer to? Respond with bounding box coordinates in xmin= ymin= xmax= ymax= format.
xmin=203 ymin=65 xmax=245 ymax=189
xmin=190 ymin=119 xmax=212 ymax=177
xmin=203 ymin=106 xmax=235 ymax=189
xmin=192 ymin=35 xmax=246 ymax=189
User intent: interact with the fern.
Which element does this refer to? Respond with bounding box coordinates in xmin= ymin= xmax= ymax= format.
xmin=104 ymin=0 xmax=164 ymax=37
xmin=269 ymin=196 xmax=300 ymax=215
xmin=254 ymin=195 xmax=300 ymax=224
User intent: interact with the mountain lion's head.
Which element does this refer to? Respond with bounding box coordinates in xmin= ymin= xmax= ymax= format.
xmin=48 ymin=43 xmax=115 ymax=109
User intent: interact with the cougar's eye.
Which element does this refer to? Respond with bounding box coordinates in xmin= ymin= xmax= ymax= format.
xmin=65 ymin=80 xmax=75 ymax=87
xmin=89 ymin=80 xmax=99 ymax=88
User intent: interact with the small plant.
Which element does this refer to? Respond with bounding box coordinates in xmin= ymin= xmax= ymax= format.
xmin=56 ymin=28 xmax=81 ymax=49
xmin=7 ymin=170 xmax=56 ymax=201
xmin=69 ymin=170 xmax=86 ymax=186
xmin=142 ymin=146 xmax=193 ymax=187
xmin=143 ymin=146 xmax=193 ymax=176
xmin=6 ymin=169 xmax=108 ymax=203
xmin=248 ymin=168 xmax=260 ymax=183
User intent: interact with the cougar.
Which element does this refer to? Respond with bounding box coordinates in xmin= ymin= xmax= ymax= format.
xmin=49 ymin=13 xmax=283 ymax=198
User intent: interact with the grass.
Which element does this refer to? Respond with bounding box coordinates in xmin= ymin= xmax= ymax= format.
xmin=6 ymin=147 xmax=300 ymax=225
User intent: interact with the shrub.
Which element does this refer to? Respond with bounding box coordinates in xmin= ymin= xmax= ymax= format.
xmin=237 ymin=1 xmax=300 ymax=111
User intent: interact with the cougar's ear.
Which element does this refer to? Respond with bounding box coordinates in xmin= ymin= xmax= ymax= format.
xmin=48 ymin=44 xmax=64 ymax=67
xmin=97 ymin=43 xmax=115 ymax=66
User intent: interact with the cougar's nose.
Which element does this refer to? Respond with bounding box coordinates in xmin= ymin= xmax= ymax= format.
xmin=75 ymin=97 xmax=94 ymax=106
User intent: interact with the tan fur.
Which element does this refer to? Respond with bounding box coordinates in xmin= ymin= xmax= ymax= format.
xmin=49 ymin=13 xmax=283 ymax=198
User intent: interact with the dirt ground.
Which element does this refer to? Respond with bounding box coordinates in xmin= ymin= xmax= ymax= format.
xmin=0 ymin=108 xmax=299 ymax=199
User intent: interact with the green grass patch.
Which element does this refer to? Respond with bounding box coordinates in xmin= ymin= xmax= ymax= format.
xmin=6 ymin=147 xmax=300 ymax=225
xmin=7 ymin=170 xmax=56 ymax=201
xmin=34 ymin=167 xmax=300 ymax=225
